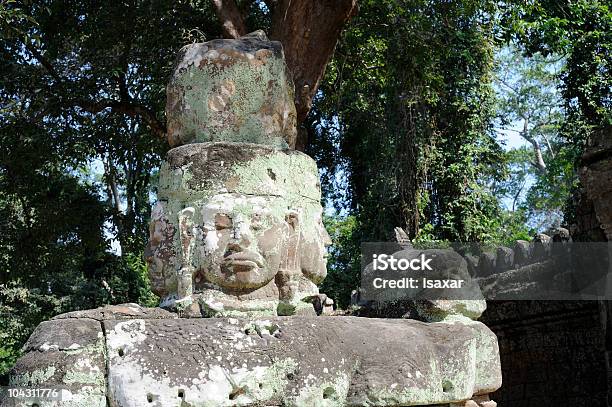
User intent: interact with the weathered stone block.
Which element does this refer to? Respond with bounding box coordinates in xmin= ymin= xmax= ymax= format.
xmin=513 ymin=240 xmax=531 ymax=266
xmin=478 ymin=260 xmax=557 ymax=300
xmin=52 ymin=303 xmax=177 ymax=321
xmin=531 ymin=234 xmax=551 ymax=261
xmin=166 ymin=31 xmax=297 ymax=148
xmin=495 ymin=247 xmax=514 ymax=273
xmin=103 ymin=316 xmax=501 ymax=406
xmin=549 ymin=227 xmax=570 ymax=242
xmin=464 ymin=253 xmax=479 ymax=277
xmin=477 ymin=252 xmax=496 ymax=277
xmin=7 ymin=311 xmax=502 ymax=407
xmin=3 ymin=319 xmax=106 ymax=407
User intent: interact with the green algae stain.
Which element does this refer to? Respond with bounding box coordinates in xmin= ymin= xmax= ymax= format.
xmin=9 ymin=366 xmax=56 ymax=387
xmin=169 ymin=51 xmax=295 ymax=148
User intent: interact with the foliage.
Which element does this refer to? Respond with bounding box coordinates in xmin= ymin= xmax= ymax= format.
xmin=0 ymin=0 xmax=224 ymax=381
xmin=0 ymin=283 xmax=66 ymax=379
xmin=307 ymin=0 xmax=522 ymax=309
xmin=495 ymin=46 xmax=564 ymax=138
xmin=492 ymin=46 xmax=579 ymax=231
xmin=495 ymin=146 xmax=533 ymax=212
xmin=498 ymin=1 xmax=610 ymax=236
xmin=320 ymin=215 xmax=360 ymax=309
xmin=500 ymin=0 xmax=611 ymax=130
xmin=310 ymin=0 xmax=506 ymax=244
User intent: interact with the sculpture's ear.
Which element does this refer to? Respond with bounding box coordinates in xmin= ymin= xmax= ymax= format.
xmin=180 ymin=207 xmax=195 ymax=218
xmin=279 ymin=208 xmax=301 ymax=272
xmin=151 ymin=201 xmax=166 ymax=220
xmin=285 ymin=209 xmax=300 ymax=231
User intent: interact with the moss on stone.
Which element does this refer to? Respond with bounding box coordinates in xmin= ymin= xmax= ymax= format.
xmin=9 ymin=366 xmax=56 ymax=386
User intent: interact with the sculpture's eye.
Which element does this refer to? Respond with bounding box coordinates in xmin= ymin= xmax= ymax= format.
xmin=214 ymin=213 xmax=232 ymax=230
xmin=285 ymin=211 xmax=299 ymax=230
xmin=251 ymin=213 xmax=263 ymax=230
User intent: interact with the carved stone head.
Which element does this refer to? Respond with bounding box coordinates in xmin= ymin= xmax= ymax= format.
xmin=145 ymin=142 xmax=330 ymax=315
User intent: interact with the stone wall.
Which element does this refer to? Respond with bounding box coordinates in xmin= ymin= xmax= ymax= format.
xmin=578 ymin=127 xmax=612 ymax=241
xmin=475 ymin=228 xmax=611 ymax=406
xmin=473 ymin=125 xmax=612 ymax=404
xmin=482 ymin=301 xmax=608 ymax=407
xmin=352 ymin=231 xmax=612 ymax=406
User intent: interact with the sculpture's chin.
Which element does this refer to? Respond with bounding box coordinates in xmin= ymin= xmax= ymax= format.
xmin=215 ymin=262 xmax=272 ymax=289
xmin=300 ymin=258 xmax=328 ymax=284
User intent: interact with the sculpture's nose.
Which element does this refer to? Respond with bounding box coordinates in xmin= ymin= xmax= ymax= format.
xmin=228 ymin=217 xmax=253 ymax=249
xmin=227 ymin=233 xmax=252 ymax=253
xmin=227 ymin=242 xmax=243 ymax=252
xmin=322 ymin=228 xmax=332 ymax=247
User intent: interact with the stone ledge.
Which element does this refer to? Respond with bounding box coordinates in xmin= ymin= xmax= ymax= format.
xmin=52 ymin=303 xmax=177 ymax=321
xmin=4 ymin=306 xmax=501 ymax=407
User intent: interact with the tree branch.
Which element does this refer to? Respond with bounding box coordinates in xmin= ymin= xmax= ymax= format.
xmin=101 ymin=279 xmax=116 ymax=301
xmin=23 ymin=42 xmax=62 ymax=83
xmin=77 ymin=99 xmax=166 ymax=140
xmin=497 ymin=127 xmax=521 ymax=134
xmin=521 ymin=119 xmax=547 ymax=174
xmin=540 ymin=131 xmax=555 ymax=158
xmin=211 ymin=0 xmax=247 ymax=39
xmin=497 ymin=76 xmax=520 ymax=95
xmin=512 ymin=178 xmax=526 ymax=212
xmin=269 ymin=0 xmax=358 ymax=150
xmin=104 ymin=157 xmax=122 ymax=215
xmin=23 ymin=39 xmax=167 ymax=140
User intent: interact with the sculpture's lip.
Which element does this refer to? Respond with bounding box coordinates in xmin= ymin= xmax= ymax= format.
xmin=223 ymin=252 xmax=264 ymax=268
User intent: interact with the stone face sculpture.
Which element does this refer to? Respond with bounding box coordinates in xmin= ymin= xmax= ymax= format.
xmin=145 ymin=142 xmax=331 ymax=316
xmin=166 ymin=31 xmax=297 ymax=149
xmin=149 ymin=31 xmax=328 ymax=317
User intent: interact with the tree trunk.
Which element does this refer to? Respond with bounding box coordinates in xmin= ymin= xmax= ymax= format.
xmin=211 ymin=0 xmax=247 ymax=39
xmin=520 ymin=118 xmax=547 ymax=174
xmin=211 ymin=0 xmax=358 ymax=150
xmin=528 ymin=137 xmax=547 ymax=174
xmin=269 ymin=0 xmax=358 ymax=150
